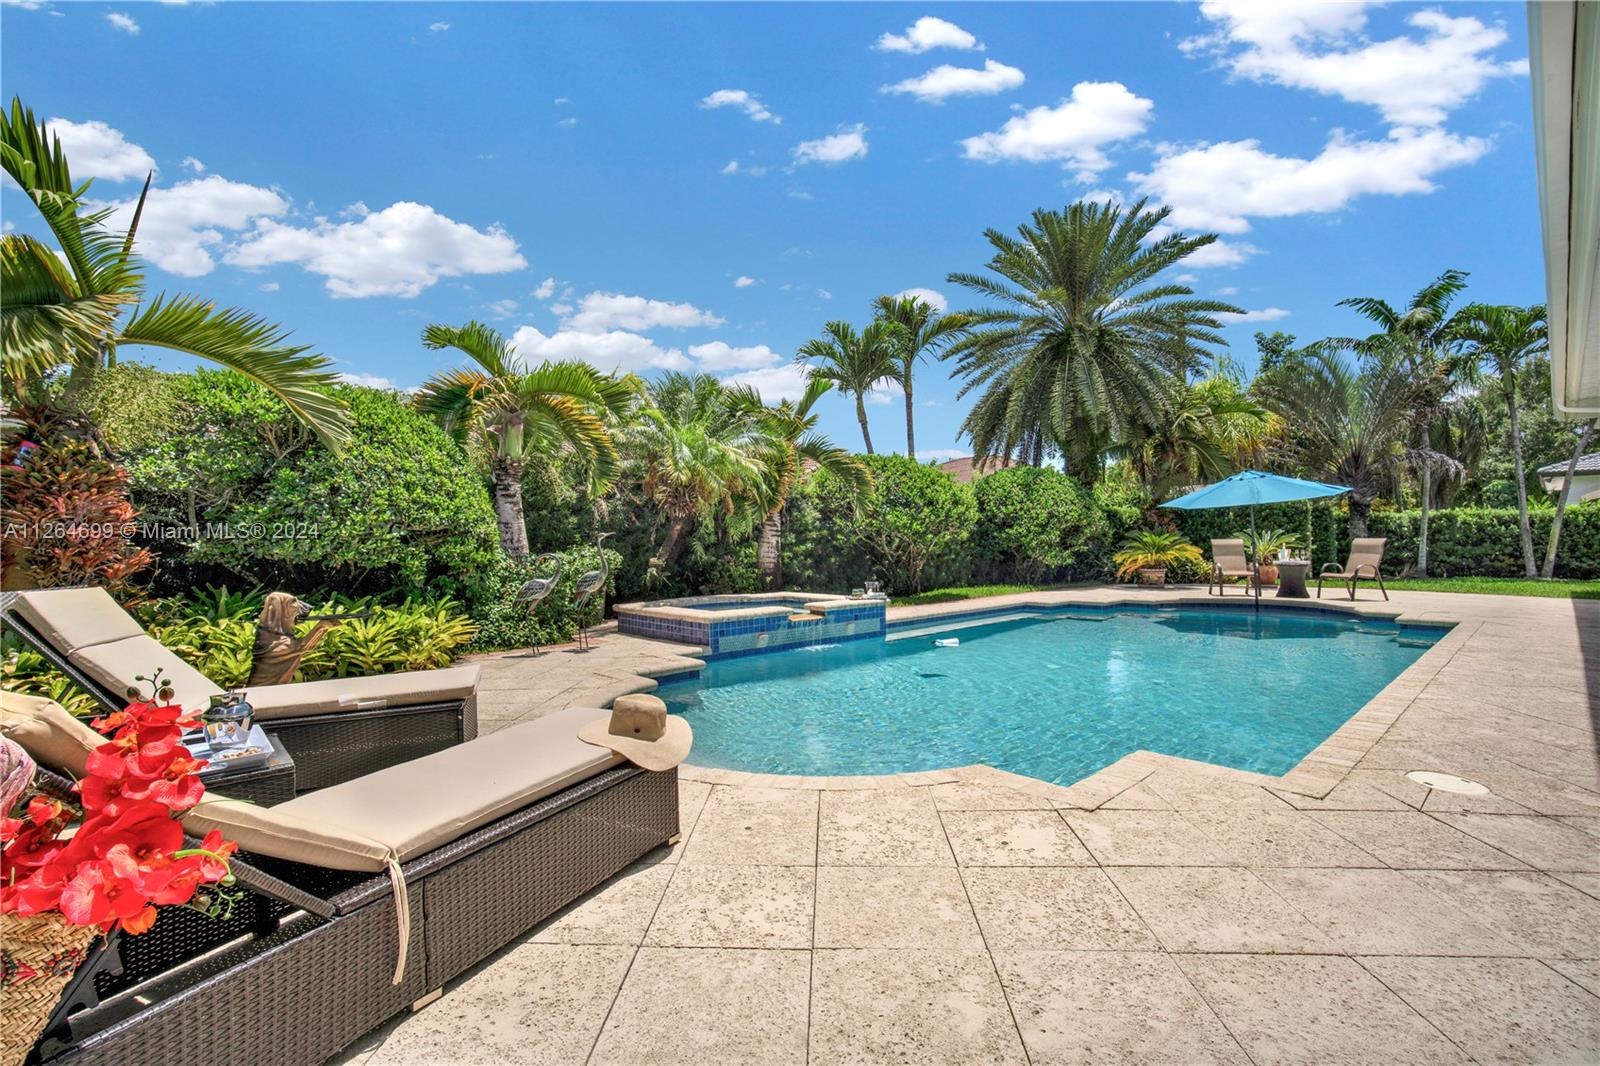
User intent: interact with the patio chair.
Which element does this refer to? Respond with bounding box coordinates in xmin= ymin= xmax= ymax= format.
xmin=1318 ymin=538 xmax=1389 ymax=600
xmin=1208 ymin=538 xmax=1256 ymax=595
xmin=0 ymin=587 xmax=479 ymax=790
xmin=0 ymin=693 xmax=681 ymax=1066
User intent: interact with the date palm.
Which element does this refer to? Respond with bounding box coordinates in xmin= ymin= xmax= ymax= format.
xmin=1450 ymin=304 xmax=1547 ymax=577
xmin=870 ymin=294 xmax=970 ymax=457
xmin=416 ymin=321 xmax=633 ymax=560
xmin=0 ymin=98 xmax=350 ymax=447
xmin=944 ymin=198 xmax=1242 ymax=483
xmin=796 ymin=320 xmax=899 ymax=455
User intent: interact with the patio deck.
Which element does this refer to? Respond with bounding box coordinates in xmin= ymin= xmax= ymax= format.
xmin=336 ymin=586 xmax=1600 ymax=1065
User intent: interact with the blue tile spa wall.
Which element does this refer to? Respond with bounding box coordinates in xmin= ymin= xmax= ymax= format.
xmin=618 ymin=602 xmax=886 ymax=659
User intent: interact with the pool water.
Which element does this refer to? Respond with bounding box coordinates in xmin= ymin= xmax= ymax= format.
xmin=687 ymin=597 xmax=818 ymax=611
xmin=654 ymin=607 xmax=1443 ymax=784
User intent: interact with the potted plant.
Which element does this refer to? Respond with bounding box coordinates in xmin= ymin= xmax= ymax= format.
xmin=1112 ymin=530 xmax=1205 ymax=586
xmin=1236 ymin=528 xmax=1305 ymax=585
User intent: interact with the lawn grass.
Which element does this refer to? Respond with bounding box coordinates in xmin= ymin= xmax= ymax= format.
xmin=1374 ymin=576 xmax=1600 ymax=599
xmin=892 ymin=583 xmax=1073 ymax=606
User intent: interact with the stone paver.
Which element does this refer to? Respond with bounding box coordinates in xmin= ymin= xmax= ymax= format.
xmin=336 ymin=588 xmax=1600 ymax=1065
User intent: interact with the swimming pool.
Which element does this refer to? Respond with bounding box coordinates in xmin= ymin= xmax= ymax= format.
xmin=654 ymin=606 xmax=1446 ymax=784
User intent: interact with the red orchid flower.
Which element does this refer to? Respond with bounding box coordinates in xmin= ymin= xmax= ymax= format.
xmin=26 ymin=796 xmax=62 ymax=826
xmin=1 ymin=863 xmax=69 ymax=915
xmin=59 ymin=856 xmax=149 ymax=931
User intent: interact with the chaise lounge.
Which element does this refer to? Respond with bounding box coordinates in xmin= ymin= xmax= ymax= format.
xmin=0 ymin=587 xmax=479 ymax=791
xmin=1318 ymin=537 xmax=1390 ymax=600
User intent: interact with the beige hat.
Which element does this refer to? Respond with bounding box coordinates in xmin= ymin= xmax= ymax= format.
xmin=577 ymin=694 xmax=692 ymax=772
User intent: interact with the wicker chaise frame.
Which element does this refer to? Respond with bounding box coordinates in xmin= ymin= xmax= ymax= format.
xmin=0 ymin=593 xmax=476 ymax=791
xmin=26 ymin=762 xmax=679 ymax=1066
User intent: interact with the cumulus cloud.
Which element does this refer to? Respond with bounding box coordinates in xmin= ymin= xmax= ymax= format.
xmin=509 ymin=325 xmax=688 ymax=373
xmin=734 ymin=275 xmax=757 ymax=288
xmin=487 ymin=299 xmax=519 ymax=319
xmin=337 ymin=372 xmax=401 ymax=390
xmin=721 ymin=160 xmax=768 ymax=176
xmin=559 ymin=292 xmax=723 ymax=333
xmin=428 ymin=21 xmax=449 ymax=33
xmin=180 ymin=156 xmax=205 ymax=174
xmin=47 ymin=117 xmax=155 ymax=182
xmin=893 ymin=287 xmax=949 ymax=313
xmin=1130 ymin=126 xmax=1489 ymax=235
xmin=916 ymin=447 xmax=967 ymax=462
xmin=721 ymin=363 xmax=812 ymax=403
xmin=687 ymin=341 xmax=781 ymax=371
xmin=1184 ymin=1 xmax=1527 ymax=128
xmin=700 ymin=88 xmax=781 ymax=124
xmin=816 ymin=288 xmax=833 ymax=300
xmin=875 ymin=16 xmax=982 ymax=54
xmin=106 ymin=11 xmax=139 ymax=34
xmin=96 ymin=175 xmax=288 ymax=276
xmin=1216 ymin=307 xmax=1290 ymax=323
xmin=228 ymin=201 xmax=526 ymax=298
xmin=532 ymin=276 xmax=557 ymax=300
xmin=884 ymin=59 xmax=1025 ymax=103
xmin=1179 ymin=240 xmax=1260 ymax=269
xmin=961 ymin=82 xmax=1152 ymax=178
xmin=792 ymin=124 xmax=869 ymax=165
xmin=866 ymin=380 xmax=904 ymax=405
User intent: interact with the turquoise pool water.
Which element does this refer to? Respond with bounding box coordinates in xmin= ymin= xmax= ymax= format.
xmin=654 ymin=607 xmax=1444 ymax=784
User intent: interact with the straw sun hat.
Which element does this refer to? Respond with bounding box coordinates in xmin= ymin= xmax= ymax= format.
xmin=577 ymin=694 xmax=692 ymax=772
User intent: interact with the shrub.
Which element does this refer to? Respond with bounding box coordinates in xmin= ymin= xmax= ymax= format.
xmin=1366 ymin=505 xmax=1599 ymax=579
xmin=1 ymin=647 xmax=99 ymax=717
xmin=973 ymin=467 xmax=1110 ymax=582
xmin=1112 ymin=530 xmax=1204 ymax=581
xmin=463 ymin=544 xmax=622 ymax=652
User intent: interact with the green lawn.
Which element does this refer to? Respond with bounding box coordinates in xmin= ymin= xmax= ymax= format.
xmin=892 ymin=583 xmax=1074 ymax=606
xmin=893 ymin=576 xmax=1600 ymax=604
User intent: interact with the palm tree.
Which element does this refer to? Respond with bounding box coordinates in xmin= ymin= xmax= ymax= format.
xmin=1451 ymin=304 xmax=1548 ymax=577
xmin=623 ymin=373 xmax=773 ymax=571
xmin=944 ymin=198 xmax=1242 ymax=483
xmin=415 ymin=321 xmax=632 ymax=560
xmin=1130 ymin=376 xmax=1275 ymax=494
xmin=796 ymin=320 xmax=899 ymax=454
xmin=870 ymin=294 xmax=970 ymax=457
xmin=1260 ymin=345 xmax=1421 ymax=540
xmin=737 ymin=377 xmax=870 ymax=588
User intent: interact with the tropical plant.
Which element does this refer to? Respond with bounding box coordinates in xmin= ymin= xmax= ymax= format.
xmin=0 ymin=98 xmax=350 ymax=447
xmin=870 ymin=294 xmax=970 ymax=457
xmin=1450 ymin=304 xmax=1549 ymax=577
xmin=944 ymin=198 xmax=1242 ymax=482
xmin=1235 ymin=527 xmax=1304 ymax=564
xmin=415 ymin=321 xmax=634 ymax=560
xmin=846 ymin=455 xmax=977 ymax=592
xmin=796 ymin=319 xmax=900 ymax=455
xmin=1111 ymin=530 xmax=1204 ymax=580
xmin=972 ymin=466 xmax=1110 ymax=582
xmin=1129 ymin=376 xmax=1275 ymax=493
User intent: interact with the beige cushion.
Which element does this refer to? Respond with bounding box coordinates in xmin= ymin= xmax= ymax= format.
xmin=72 ymin=634 xmax=223 ymax=714
xmin=273 ymin=705 xmax=624 ymax=861
xmin=11 ymin=587 xmax=146 ymax=654
xmin=182 ymin=796 xmax=393 ymax=873
xmin=245 ymin=664 xmax=480 ymax=720
xmin=0 ymin=690 xmax=105 ymax=779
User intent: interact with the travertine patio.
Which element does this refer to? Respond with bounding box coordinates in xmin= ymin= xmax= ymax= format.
xmin=337 ymin=587 xmax=1600 ymax=1065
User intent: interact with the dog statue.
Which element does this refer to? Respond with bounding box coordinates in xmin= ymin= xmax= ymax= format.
xmin=247 ymin=592 xmax=345 ymax=687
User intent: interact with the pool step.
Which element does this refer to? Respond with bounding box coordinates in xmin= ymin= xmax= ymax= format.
xmin=887 ymin=611 xmax=1048 ymax=642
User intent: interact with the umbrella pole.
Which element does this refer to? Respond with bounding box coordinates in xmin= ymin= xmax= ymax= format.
xmin=1251 ymin=505 xmax=1260 ymax=613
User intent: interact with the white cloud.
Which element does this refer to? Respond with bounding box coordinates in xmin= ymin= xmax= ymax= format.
xmin=97 ymin=175 xmax=288 ymax=276
xmin=47 ymin=117 xmax=155 ymax=182
xmin=961 ymin=82 xmax=1153 ymax=178
xmin=721 ymin=160 xmax=768 ymax=176
xmin=487 ymin=299 xmax=519 ymax=319
xmin=509 ymin=325 xmax=688 ymax=373
xmin=428 ymin=21 xmax=449 ymax=33
xmin=688 ymin=341 xmax=781 ymax=371
xmin=1130 ymin=126 xmax=1489 ymax=235
xmin=229 ymin=201 xmax=527 ymax=298
xmin=180 ymin=156 xmax=205 ymax=174
xmin=733 ymin=275 xmax=757 ymax=288
xmin=2 ymin=1 xmax=56 ymax=10
xmin=549 ymin=301 xmax=573 ymax=316
xmin=257 ymin=281 xmax=279 ymax=292
xmin=875 ymin=16 xmax=982 ymax=54
xmin=532 ymin=277 xmax=557 ymax=300
xmin=1213 ymin=285 xmax=1239 ymax=296
xmin=884 ymin=59 xmax=1024 ymax=103
xmin=816 ymin=288 xmax=833 ymax=300
xmin=792 ymin=124 xmax=868 ymax=166
xmin=700 ymin=89 xmax=780 ymax=124
xmin=916 ymin=447 xmax=967 ymax=462
xmin=1180 ymin=239 xmax=1260 ymax=268
xmin=106 ymin=12 xmax=139 ymax=34
xmin=1216 ymin=307 xmax=1290 ymax=323
xmin=338 ymin=372 xmax=400 ymax=390
xmin=787 ymin=189 xmax=815 ymax=201
xmin=721 ymin=363 xmax=811 ymax=403
xmin=1079 ymin=188 xmax=1120 ymax=206
xmin=557 ymin=117 xmax=579 ymax=128
xmin=553 ymin=97 xmax=570 ymax=106
xmin=1186 ymin=2 xmax=1527 ymax=128
xmin=562 ymin=292 xmax=723 ymax=333
xmin=1174 ymin=273 xmax=1199 ymax=283
xmin=893 ymin=287 xmax=949 ymax=313
xmin=866 ymin=380 xmax=904 ymax=405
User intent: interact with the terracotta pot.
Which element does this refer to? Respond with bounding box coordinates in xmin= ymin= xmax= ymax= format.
xmin=1258 ymin=564 xmax=1279 ymax=585
xmin=1137 ymin=567 xmax=1166 ymax=586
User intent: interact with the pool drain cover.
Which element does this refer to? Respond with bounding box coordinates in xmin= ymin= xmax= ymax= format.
xmin=1406 ymin=771 xmax=1490 ymax=795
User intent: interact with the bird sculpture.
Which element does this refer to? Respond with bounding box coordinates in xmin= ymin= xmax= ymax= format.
xmin=571 ymin=532 xmax=616 ymax=651
xmin=512 ymin=553 xmax=564 ymax=655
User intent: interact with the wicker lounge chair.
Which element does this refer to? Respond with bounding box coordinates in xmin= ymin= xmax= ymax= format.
xmin=0 ymin=588 xmax=478 ymax=790
xmin=1208 ymin=538 xmax=1256 ymax=595
xmin=1318 ymin=537 xmax=1389 ymax=600
xmin=0 ymin=694 xmax=680 ymax=1066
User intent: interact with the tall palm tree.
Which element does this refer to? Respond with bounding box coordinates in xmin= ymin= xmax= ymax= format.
xmin=1450 ymin=304 xmax=1548 ymax=577
xmin=415 ymin=321 xmax=633 ymax=560
xmin=623 ymin=373 xmax=774 ymax=571
xmin=796 ymin=320 xmax=899 ymax=455
xmin=870 ymin=294 xmax=970 ymax=457
xmin=736 ymin=377 xmax=870 ymax=588
xmin=1129 ymin=376 xmax=1275 ymax=494
xmin=0 ymin=98 xmax=351 ymax=447
xmin=944 ymin=198 xmax=1242 ymax=484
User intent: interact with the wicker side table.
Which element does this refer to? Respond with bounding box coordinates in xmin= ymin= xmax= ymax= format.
xmin=1275 ymin=559 xmax=1312 ymax=598
xmin=199 ymin=732 xmax=296 ymax=806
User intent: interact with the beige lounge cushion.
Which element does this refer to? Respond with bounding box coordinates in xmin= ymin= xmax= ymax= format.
xmin=182 ymin=795 xmax=393 ymax=873
xmin=0 ymin=690 xmax=105 ymax=779
xmin=11 ymin=587 xmax=146 ymax=654
xmin=72 ymin=634 xmax=223 ymax=714
xmin=245 ymin=664 xmax=480 ymax=720
xmin=273 ymin=705 xmax=623 ymax=861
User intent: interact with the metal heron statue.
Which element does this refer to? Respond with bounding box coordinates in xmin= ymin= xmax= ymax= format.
xmin=512 ymin=553 xmax=564 ymax=655
xmin=571 ymin=532 xmax=615 ymax=651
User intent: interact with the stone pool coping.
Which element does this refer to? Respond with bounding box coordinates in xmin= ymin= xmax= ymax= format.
xmin=613 ymin=590 xmax=870 ymax=623
xmin=593 ymin=588 xmax=1473 ymax=803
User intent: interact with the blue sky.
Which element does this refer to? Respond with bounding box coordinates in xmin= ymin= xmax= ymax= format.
xmin=1 ymin=1 xmax=1541 ymax=461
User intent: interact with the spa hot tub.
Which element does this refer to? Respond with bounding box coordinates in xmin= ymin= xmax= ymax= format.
xmin=613 ymin=592 xmax=887 ymax=657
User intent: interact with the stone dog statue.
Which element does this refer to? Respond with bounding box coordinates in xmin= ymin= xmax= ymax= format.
xmin=247 ymin=592 xmax=346 ymax=687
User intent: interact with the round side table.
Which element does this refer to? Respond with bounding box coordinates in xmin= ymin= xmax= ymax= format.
xmin=1275 ymin=559 xmax=1311 ymax=598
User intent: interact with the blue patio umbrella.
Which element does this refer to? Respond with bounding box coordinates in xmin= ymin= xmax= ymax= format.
xmin=1162 ymin=470 xmax=1350 ymax=608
